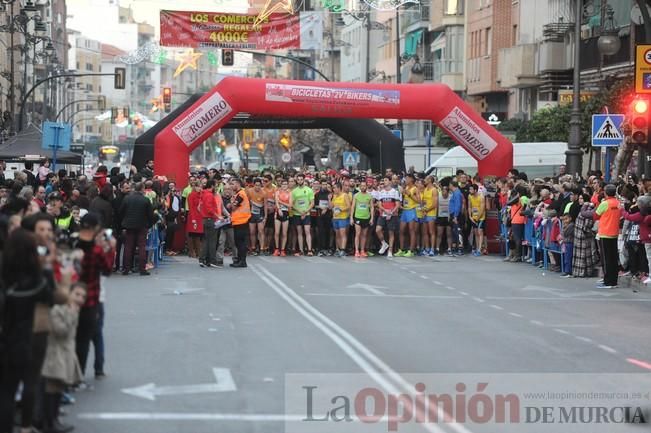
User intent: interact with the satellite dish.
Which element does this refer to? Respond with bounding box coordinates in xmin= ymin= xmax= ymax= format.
xmin=631 ymin=3 xmax=651 ymax=25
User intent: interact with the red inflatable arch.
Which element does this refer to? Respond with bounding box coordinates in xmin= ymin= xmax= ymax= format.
xmin=154 ymin=77 xmax=513 ymax=185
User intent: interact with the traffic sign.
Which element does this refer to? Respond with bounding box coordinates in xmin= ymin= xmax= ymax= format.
xmin=343 ymin=151 xmax=360 ymax=167
xmin=42 ymin=121 xmax=71 ymax=151
xmin=591 ymin=114 xmax=625 ymax=147
xmin=635 ymin=45 xmax=651 ymax=94
xmin=281 ymin=152 xmax=291 ymax=163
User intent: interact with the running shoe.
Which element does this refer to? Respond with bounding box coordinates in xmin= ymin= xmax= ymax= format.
xmin=280 ymin=250 xmax=287 ymax=257
xmin=395 ymin=250 xmax=406 ymax=257
xmin=403 ymin=250 xmax=414 ymax=258
xmin=361 ymin=251 xmax=368 ymax=257
xmin=307 ymin=251 xmax=314 ymax=257
xmin=644 ymin=277 xmax=651 ymax=285
xmin=367 ymin=251 xmax=375 ymax=257
xmin=387 ymin=251 xmax=393 ymax=258
xmin=596 ymin=283 xmax=617 ymax=289
xmin=355 ymin=251 xmax=361 ymax=258
xmin=294 ymin=251 xmax=302 ymax=257
xmin=446 ymin=249 xmax=454 ymax=257
xmin=378 ymin=241 xmax=389 ymax=255
xmin=273 ymin=249 xmax=280 ymax=256
xmin=428 ymin=249 xmax=436 ymax=257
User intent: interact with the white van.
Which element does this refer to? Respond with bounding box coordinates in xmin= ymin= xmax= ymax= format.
xmin=425 ymin=142 xmax=568 ymax=178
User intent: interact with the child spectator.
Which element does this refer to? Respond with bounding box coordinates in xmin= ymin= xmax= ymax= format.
xmin=41 ymin=282 xmax=86 ymax=433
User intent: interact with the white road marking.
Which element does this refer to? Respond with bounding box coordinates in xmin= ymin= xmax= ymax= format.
xmin=445 ymin=286 xmax=456 ymax=291
xmin=598 ymin=344 xmax=618 ymax=354
xmin=508 ymin=312 xmax=523 ymax=318
xmin=459 ymin=291 xmax=469 ymax=296
xmin=485 ymin=297 xmax=651 ymax=302
xmin=433 ymin=281 xmax=443 ymax=285
xmin=575 ymin=336 xmax=593 ymax=343
xmin=121 ymin=368 xmax=236 ymax=400
xmin=472 ymin=297 xmax=485 ymax=303
xmin=258 ymin=256 xmax=289 ymax=264
xmin=553 ymin=329 xmax=570 ymax=335
xmin=251 ymin=265 xmax=466 ymax=433
xmin=77 ymin=413 xmax=314 ymax=422
xmin=489 ymin=304 xmax=504 ymax=310
xmin=420 ymin=275 xmax=429 ymax=280
xmin=301 ymin=256 xmax=331 ymax=264
xmin=409 ymin=270 xmax=418 ymax=274
xmin=347 ymin=283 xmax=387 ymax=294
xmin=544 ymin=324 xmax=599 ymax=328
xmin=304 ymin=293 xmax=464 ymax=299
xmin=530 ymin=320 xmax=544 ymax=326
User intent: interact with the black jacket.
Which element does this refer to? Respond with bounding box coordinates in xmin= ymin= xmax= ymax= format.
xmin=119 ymin=192 xmax=155 ymax=230
xmin=89 ymin=196 xmax=114 ymax=229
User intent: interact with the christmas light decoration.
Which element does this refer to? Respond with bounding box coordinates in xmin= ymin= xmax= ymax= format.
xmin=173 ymin=50 xmax=203 ymax=78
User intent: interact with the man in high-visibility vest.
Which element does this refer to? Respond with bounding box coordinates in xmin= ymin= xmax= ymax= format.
xmin=230 ymin=178 xmax=251 ymax=268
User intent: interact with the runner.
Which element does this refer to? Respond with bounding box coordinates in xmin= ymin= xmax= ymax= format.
xmin=422 ymin=176 xmax=439 ymax=256
xmin=262 ymin=174 xmax=276 ymax=253
xmin=350 ymin=181 xmax=373 ymax=257
xmin=330 ymin=183 xmax=351 ymax=257
xmin=247 ymin=178 xmax=266 ymax=255
xmin=436 ymin=184 xmax=454 ymax=256
xmin=415 ymin=177 xmax=428 ymax=255
xmin=375 ymin=177 xmax=401 ymax=258
xmin=468 ymin=183 xmax=486 ymax=256
xmin=397 ymin=174 xmax=419 ymax=257
xmin=315 ymin=180 xmax=332 ymax=256
xmin=273 ymin=179 xmax=291 ymax=256
xmin=290 ymin=173 xmax=315 ymax=256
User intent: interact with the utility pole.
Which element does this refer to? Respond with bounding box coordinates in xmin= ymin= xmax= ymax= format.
xmin=395 ymin=9 xmax=403 ymax=144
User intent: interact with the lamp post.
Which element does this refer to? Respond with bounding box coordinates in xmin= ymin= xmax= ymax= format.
xmin=0 ymin=0 xmax=47 ymax=134
xmin=395 ymin=9 xmax=403 ymax=143
xmin=567 ymin=1 xmax=621 ymax=177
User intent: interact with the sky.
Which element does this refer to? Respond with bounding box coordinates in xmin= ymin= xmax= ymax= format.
xmin=118 ymin=0 xmax=249 ymax=30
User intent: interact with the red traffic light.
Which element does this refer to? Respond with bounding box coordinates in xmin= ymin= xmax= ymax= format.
xmin=163 ymin=87 xmax=172 ymax=104
xmin=634 ymin=100 xmax=649 ymax=114
xmin=633 ymin=117 xmax=647 ymax=129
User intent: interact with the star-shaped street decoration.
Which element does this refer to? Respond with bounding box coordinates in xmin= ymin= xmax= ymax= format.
xmin=174 ymin=50 xmax=203 ymax=78
xmin=253 ymin=0 xmax=295 ymax=29
xmin=153 ymin=49 xmax=168 ymax=65
xmin=150 ymin=95 xmax=163 ymax=112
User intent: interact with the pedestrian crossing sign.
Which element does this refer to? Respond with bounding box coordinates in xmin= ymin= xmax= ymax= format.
xmin=343 ymin=151 xmax=360 ymax=167
xmin=591 ymin=114 xmax=625 ymax=147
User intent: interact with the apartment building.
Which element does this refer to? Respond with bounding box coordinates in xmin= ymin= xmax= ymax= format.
xmin=67 ymin=30 xmax=103 ymax=143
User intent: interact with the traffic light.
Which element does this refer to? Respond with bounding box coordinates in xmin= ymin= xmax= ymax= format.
xmin=279 ymin=131 xmax=291 ymax=149
xmin=631 ymin=98 xmax=649 ymax=145
xmin=163 ymin=87 xmax=172 ymax=113
xmin=222 ymin=49 xmax=234 ymax=66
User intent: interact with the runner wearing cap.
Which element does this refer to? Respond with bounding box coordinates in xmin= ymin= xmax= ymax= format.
xmin=436 ymin=184 xmax=454 ymax=256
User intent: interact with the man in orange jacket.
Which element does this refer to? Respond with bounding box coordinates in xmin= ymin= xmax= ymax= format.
xmin=230 ymin=178 xmax=251 ymax=268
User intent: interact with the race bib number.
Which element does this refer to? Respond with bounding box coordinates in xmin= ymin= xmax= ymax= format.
xmin=297 ymin=199 xmax=307 ymax=207
xmin=280 ymin=204 xmax=289 ymax=212
xmin=252 ymin=206 xmax=261 ymax=215
xmin=319 ymin=200 xmax=329 ymax=209
xmin=359 ymin=203 xmax=368 ymax=209
xmin=333 ymin=207 xmax=341 ymax=216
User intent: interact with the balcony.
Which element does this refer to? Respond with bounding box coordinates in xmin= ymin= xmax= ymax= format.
xmin=432 ymin=59 xmax=463 ymax=90
xmin=402 ymin=3 xmax=430 ymax=32
xmin=497 ymin=44 xmax=540 ymax=89
xmin=539 ymin=40 xmax=572 ymax=72
xmin=579 ymin=33 xmax=631 ymax=71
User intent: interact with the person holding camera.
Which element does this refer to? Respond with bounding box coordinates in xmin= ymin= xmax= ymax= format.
xmin=74 ymin=213 xmax=115 ymax=379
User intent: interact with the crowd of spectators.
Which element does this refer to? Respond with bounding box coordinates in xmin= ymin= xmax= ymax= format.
xmin=0 ymin=156 xmax=648 ymax=432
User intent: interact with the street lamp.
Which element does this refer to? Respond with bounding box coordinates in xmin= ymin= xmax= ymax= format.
xmin=567 ymin=0 xmax=621 ymax=177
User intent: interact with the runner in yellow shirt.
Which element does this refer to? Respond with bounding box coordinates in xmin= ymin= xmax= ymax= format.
xmin=468 ymin=183 xmax=486 ymax=257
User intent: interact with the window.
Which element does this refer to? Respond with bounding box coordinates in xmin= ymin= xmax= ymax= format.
xmin=76 ymin=61 xmax=79 ymax=69
xmin=86 ymin=84 xmax=93 ymax=91
xmin=86 ymin=125 xmax=93 ymax=133
xmin=485 ymin=27 xmax=491 ymax=55
xmin=86 ymin=62 xmax=93 ymax=71
xmin=478 ymin=29 xmax=484 ymax=57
